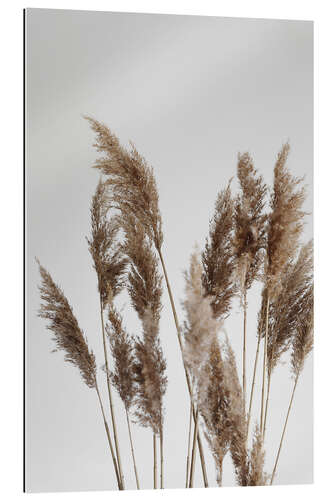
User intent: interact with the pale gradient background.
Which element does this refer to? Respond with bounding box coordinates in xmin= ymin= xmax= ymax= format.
xmin=25 ymin=9 xmax=313 ymax=492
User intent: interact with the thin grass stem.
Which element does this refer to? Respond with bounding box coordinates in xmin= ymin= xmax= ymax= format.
xmin=160 ymin=428 xmax=164 ymax=489
xmin=260 ymin=297 xmax=270 ymax=434
xmin=185 ymin=402 xmax=193 ymax=488
xmin=247 ymin=334 xmax=261 ymax=439
xmin=263 ymin=370 xmax=272 ymax=443
xmin=99 ymin=298 xmax=125 ymax=489
xmin=189 ymin=408 xmax=199 ymax=488
xmin=153 ymin=433 xmax=157 ymax=489
xmin=242 ymin=291 xmax=247 ymax=405
xmin=270 ymin=372 xmax=299 ymax=485
xmin=125 ymin=408 xmax=140 ymax=489
xmin=95 ymin=382 xmax=122 ymax=490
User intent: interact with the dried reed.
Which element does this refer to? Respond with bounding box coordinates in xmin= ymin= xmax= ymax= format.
xmin=234 ymin=152 xmax=267 ymax=408
xmin=198 ymin=339 xmax=231 ymax=486
xmin=202 ymin=181 xmax=236 ymax=320
xmin=120 ymin=214 xmax=167 ymax=487
xmin=86 ymin=117 xmax=208 ymax=486
xmin=223 ymin=338 xmax=268 ymax=486
xmin=182 ymin=250 xmax=222 ymax=487
xmin=36 ymin=260 xmax=122 ymax=489
xmin=260 ymin=143 xmax=306 ymax=435
xmin=261 ymin=241 xmax=313 ymax=438
xmin=87 ymin=179 xmax=127 ymax=488
xmin=107 ymin=305 xmax=140 ymax=489
xmin=270 ymin=283 xmax=313 ymax=484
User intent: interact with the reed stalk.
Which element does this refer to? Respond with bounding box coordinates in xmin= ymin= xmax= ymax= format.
xmin=153 ymin=433 xmax=157 ymax=489
xmin=189 ymin=408 xmax=199 ymax=488
xmin=217 ymin=463 xmax=223 ymax=487
xmin=260 ymin=297 xmax=269 ymax=434
xmin=157 ymin=247 xmax=209 ymax=487
xmin=185 ymin=402 xmax=193 ymax=487
xmin=160 ymin=428 xmax=164 ymax=489
xmin=125 ymin=408 xmax=140 ymax=489
xmin=270 ymin=372 xmax=299 ymax=485
xmin=99 ymin=297 xmax=124 ymax=489
xmin=95 ymin=382 xmax=122 ymax=490
xmin=263 ymin=370 xmax=272 ymax=442
xmin=246 ymin=334 xmax=261 ymax=439
xmin=242 ymin=290 xmax=247 ymax=404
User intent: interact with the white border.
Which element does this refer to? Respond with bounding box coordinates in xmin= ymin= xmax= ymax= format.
xmin=1 ymin=1 xmax=331 ymax=499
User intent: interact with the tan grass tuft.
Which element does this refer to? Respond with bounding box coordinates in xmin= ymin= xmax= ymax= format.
xmin=85 ymin=117 xmax=163 ymax=250
xmin=266 ymin=143 xmax=306 ymax=299
xmin=234 ymin=152 xmax=267 ymax=293
xmin=202 ymin=181 xmax=236 ymax=319
xmin=37 ymin=260 xmax=96 ymax=389
xmin=87 ymin=179 xmax=127 ymax=308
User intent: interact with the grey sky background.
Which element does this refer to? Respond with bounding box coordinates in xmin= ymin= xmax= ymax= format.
xmin=25 ymin=9 xmax=313 ymax=493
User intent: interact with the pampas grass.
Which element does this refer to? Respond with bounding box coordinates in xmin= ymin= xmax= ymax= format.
xmin=87 ymin=179 xmax=126 ymax=488
xmin=86 ymin=117 xmax=209 ymax=487
xmin=270 ymin=282 xmax=313 ymax=484
xmin=36 ymin=260 xmax=122 ymax=489
xmin=107 ymin=305 xmax=140 ymax=489
xmin=234 ymin=152 xmax=267 ymax=408
xmin=36 ymin=120 xmax=313 ymax=490
xmin=260 ymin=143 xmax=306 ymax=435
xmin=120 ymin=213 xmax=167 ymax=488
xmin=202 ymin=181 xmax=236 ymax=320
xmin=182 ymin=250 xmax=222 ymax=487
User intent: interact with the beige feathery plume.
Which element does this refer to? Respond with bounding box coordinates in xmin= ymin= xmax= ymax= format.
xmin=222 ymin=337 xmax=248 ymax=486
xmin=202 ymin=181 xmax=236 ymax=320
xmin=222 ymin=338 xmax=267 ymax=486
xmin=182 ymin=250 xmax=222 ymax=382
xmin=120 ymin=212 xmax=167 ymax=487
xmin=234 ymin=152 xmax=267 ymax=403
xmin=266 ymin=143 xmax=306 ymax=299
xmin=87 ymin=179 xmax=127 ymax=489
xmin=259 ymin=241 xmax=313 ymax=439
xmin=263 ymin=240 xmax=314 ymax=375
xmin=247 ymin=426 xmax=268 ymax=486
xmin=87 ymin=179 xmax=127 ymax=308
xmin=85 ymin=117 xmax=163 ymax=250
xmin=107 ymin=304 xmax=141 ymax=489
xmin=234 ymin=152 xmax=267 ymax=293
xmin=37 ymin=260 xmax=96 ymax=388
xmin=198 ymin=339 xmax=231 ymax=486
xmin=270 ymin=283 xmax=313 ymax=485
xmin=290 ymin=282 xmax=314 ymax=377
xmin=260 ymin=143 xmax=306 ymax=435
xmin=107 ymin=305 xmax=136 ymax=410
xmin=37 ymin=260 xmax=122 ymax=489
xmin=133 ymin=317 xmax=167 ymax=435
xmin=121 ymin=213 xmax=162 ymax=329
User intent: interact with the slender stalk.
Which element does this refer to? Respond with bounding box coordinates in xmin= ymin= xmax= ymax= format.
xmin=242 ymin=290 xmax=247 ymax=404
xmin=125 ymin=408 xmax=140 ymax=490
xmin=260 ymin=297 xmax=270 ymax=434
xmin=247 ymin=334 xmax=261 ymax=439
xmin=270 ymin=373 xmax=300 ymax=485
xmin=95 ymin=382 xmax=122 ymax=490
xmin=263 ymin=370 xmax=272 ymax=442
xmin=217 ymin=462 xmax=223 ymax=487
xmin=157 ymin=248 xmax=209 ymax=487
xmin=185 ymin=402 xmax=193 ymax=488
xmin=189 ymin=408 xmax=199 ymax=488
xmin=160 ymin=427 xmax=164 ymax=489
xmin=153 ymin=433 xmax=157 ymax=489
xmin=99 ymin=297 xmax=125 ymax=489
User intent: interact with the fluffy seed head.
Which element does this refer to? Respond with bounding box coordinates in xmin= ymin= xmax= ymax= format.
xmin=37 ymin=260 xmax=96 ymax=389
